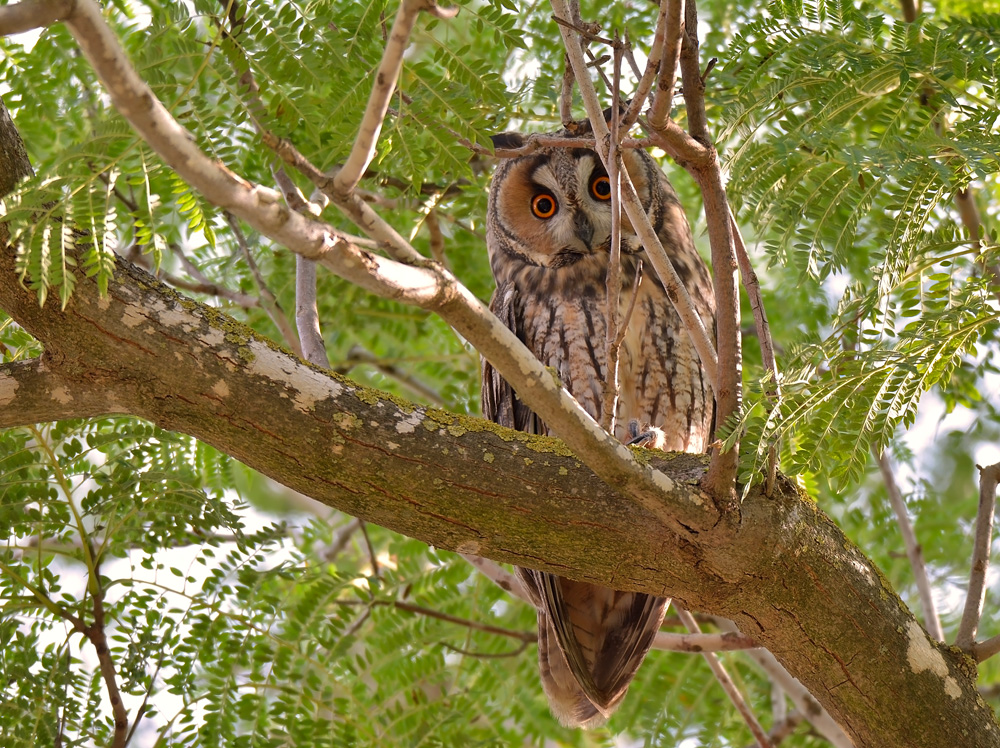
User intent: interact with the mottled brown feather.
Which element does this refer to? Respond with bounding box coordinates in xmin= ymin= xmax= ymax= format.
xmin=481 ymin=125 xmax=715 ymax=728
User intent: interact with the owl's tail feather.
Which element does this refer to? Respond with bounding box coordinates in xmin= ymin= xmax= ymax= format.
xmin=537 ymin=612 xmax=616 ymax=728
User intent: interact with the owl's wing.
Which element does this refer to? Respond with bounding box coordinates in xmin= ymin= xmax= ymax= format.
xmin=481 ymin=281 xmax=543 ymax=434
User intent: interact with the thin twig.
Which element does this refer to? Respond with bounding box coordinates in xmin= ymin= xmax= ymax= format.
xmin=460 ymin=554 xmax=532 ymax=603
xmin=622 ymin=1 xmax=671 ymax=130
xmin=124 ymin=661 xmax=163 ymax=747
xmin=131 ymin=249 xmax=262 ymax=308
xmin=876 ymin=450 xmax=943 ymax=640
xmin=438 ymin=639 xmax=530 ymax=659
xmin=334 ymin=598 xmax=536 ymax=642
xmin=359 ymin=521 xmax=380 ymax=579
xmin=550 ymin=0 xmax=719 ymax=391
xmin=613 ymin=259 xmax=643 ymax=349
xmin=424 ymin=208 xmax=447 ymax=268
xmin=731 ymin=211 xmax=779 ymax=494
xmin=601 ymin=40 xmax=625 ymax=433
xmin=956 ymin=462 xmax=1000 ymax=650
xmin=336 ymin=344 xmax=445 ymax=406
xmin=740 ymin=712 xmax=804 ymax=748
xmin=676 ymin=607 xmax=773 ymax=748
xmin=224 ymin=212 xmax=303 ymax=357
xmin=322 ymin=517 xmax=363 ymax=561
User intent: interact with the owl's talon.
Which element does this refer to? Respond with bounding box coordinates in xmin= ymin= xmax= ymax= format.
xmin=626 ymin=419 xmax=666 ymax=449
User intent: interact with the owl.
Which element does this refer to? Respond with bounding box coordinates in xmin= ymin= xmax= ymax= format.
xmin=481 ymin=123 xmax=716 ymax=728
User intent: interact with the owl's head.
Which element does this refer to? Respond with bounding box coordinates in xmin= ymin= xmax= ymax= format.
xmin=486 ymin=128 xmax=668 ymax=285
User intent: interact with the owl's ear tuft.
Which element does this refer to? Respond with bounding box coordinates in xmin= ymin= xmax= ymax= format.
xmin=490 ymin=132 xmax=525 ymax=151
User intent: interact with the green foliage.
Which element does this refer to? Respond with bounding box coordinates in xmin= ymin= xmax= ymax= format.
xmin=3 ymin=0 xmax=1000 ymax=745
xmin=713 ymin=0 xmax=1000 ymax=494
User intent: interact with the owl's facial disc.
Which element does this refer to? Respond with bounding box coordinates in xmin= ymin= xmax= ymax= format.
xmin=490 ymin=149 xmax=650 ymax=270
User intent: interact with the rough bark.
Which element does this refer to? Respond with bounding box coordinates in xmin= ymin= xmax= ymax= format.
xmin=1 ymin=245 xmax=998 ymax=747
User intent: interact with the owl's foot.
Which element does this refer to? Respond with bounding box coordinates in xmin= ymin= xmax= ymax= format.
xmin=626 ymin=419 xmax=667 ymax=450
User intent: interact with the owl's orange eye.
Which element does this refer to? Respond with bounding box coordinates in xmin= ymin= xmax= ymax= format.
xmin=591 ymin=175 xmax=612 ymax=201
xmin=531 ymin=193 xmax=558 ymax=219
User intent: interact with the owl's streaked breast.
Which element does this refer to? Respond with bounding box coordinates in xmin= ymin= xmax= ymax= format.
xmin=512 ymin=265 xmax=712 ymax=450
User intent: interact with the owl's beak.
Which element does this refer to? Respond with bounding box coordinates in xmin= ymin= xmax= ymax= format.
xmin=574 ymin=212 xmax=594 ymax=249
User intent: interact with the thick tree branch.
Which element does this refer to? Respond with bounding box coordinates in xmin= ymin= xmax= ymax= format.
xmin=0 ymin=358 xmax=127 ymax=424
xmin=1 ymin=244 xmax=994 ymax=746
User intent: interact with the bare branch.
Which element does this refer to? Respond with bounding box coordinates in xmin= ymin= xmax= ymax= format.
xmin=225 ymin=211 xmax=303 ymax=357
xmin=424 ymin=208 xmax=447 ymax=268
xmin=646 ymin=0 xmax=685 ymax=131
xmin=678 ymin=0 xmax=709 ymax=142
xmin=712 ymin=618 xmax=853 ymax=748
xmin=976 ymin=635 xmax=1000 ymax=663
xmin=550 ymin=0 xmax=719 ymax=392
xmin=876 ymin=451 xmax=943 ymax=641
xmin=336 ymin=344 xmax=445 ymax=406
xmin=653 ymin=628 xmax=759 ymax=653
xmin=955 ymin=187 xmax=1000 ymax=299
xmin=88 ymin=583 xmax=129 ymax=748
xmin=673 ymin=0 xmax=742 ymax=499
xmin=622 ymin=0 xmax=672 ymax=130
xmin=271 ymin=166 xmax=329 ymax=367
xmin=602 ymin=41 xmax=625 ymax=432
xmin=322 ymin=517 xmax=363 ymax=561
xmin=677 ymin=607 xmax=774 ymax=748
xmin=741 ymin=713 xmax=805 ymax=748
xmin=460 ymin=554 xmax=532 ymax=603
xmin=334 ymin=598 xmax=536 ymax=643
xmin=0 ymin=0 xmax=71 ymax=34
xmin=956 ymin=462 xmax=1000 ymax=650
xmin=131 ymin=249 xmax=262 ymax=308
xmin=332 ymin=0 xmax=457 ymax=195
xmin=731 ymin=211 xmax=779 ymax=494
